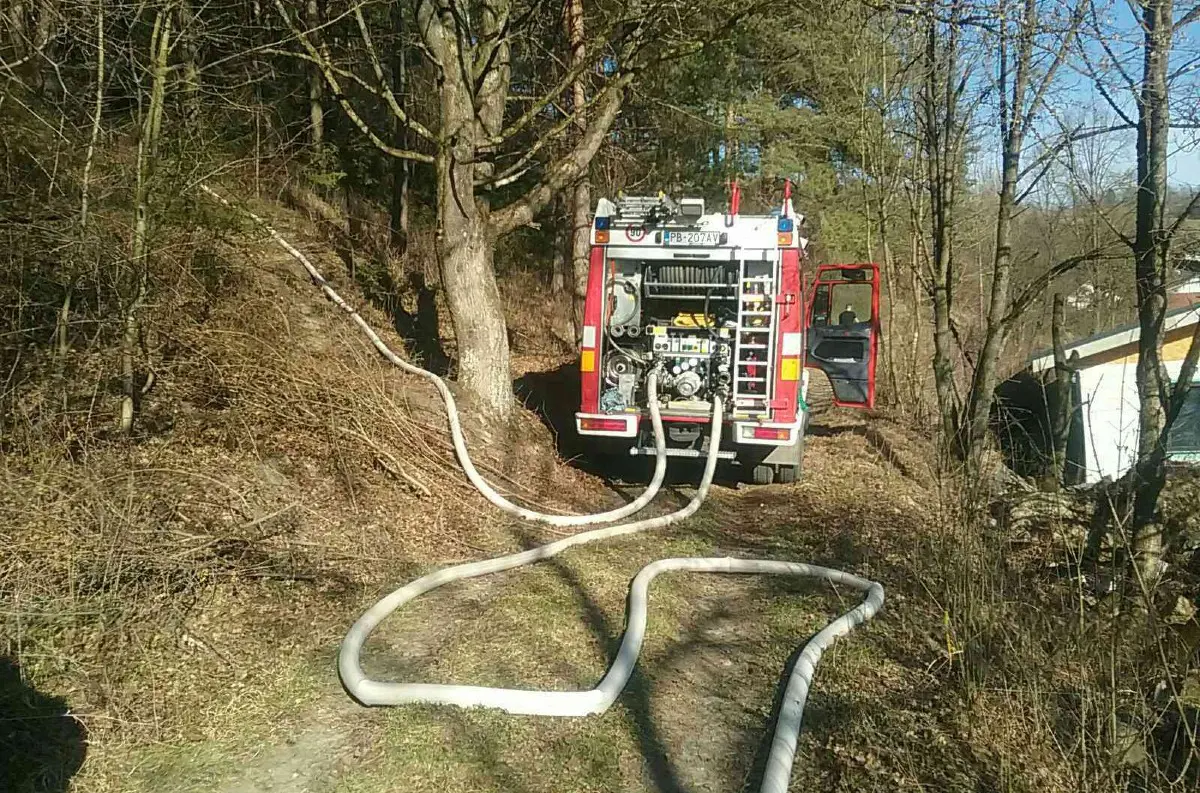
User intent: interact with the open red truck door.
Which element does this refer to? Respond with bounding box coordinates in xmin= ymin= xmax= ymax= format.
xmin=805 ymin=264 xmax=880 ymax=409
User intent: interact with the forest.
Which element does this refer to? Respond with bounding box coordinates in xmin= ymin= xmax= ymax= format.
xmin=2 ymin=1 xmax=1200 ymax=792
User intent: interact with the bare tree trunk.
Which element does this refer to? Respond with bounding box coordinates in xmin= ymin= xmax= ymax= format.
xmin=427 ymin=2 xmax=514 ymax=419
xmin=920 ymin=8 xmax=964 ymax=447
xmin=389 ymin=0 xmax=409 ymax=255
xmin=80 ymin=0 xmax=103 ymax=234
xmin=962 ymin=0 xmax=1078 ymax=461
xmin=880 ymin=204 xmax=900 ymax=404
xmin=931 ymin=249 xmax=958 ymax=444
xmin=34 ymin=0 xmax=57 ymax=50
xmin=7 ymin=3 xmax=28 ymax=55
xmin=306 ymin=0 xmax=324 ymax=150
xmin=565 ymin=0 xmax=590 ymax=342
xmin=63 ymin=0 xmax=104 ymax=372
xmin=964 ymin=163 xmax=1018 ymax=457
xmin=551 ymin=193 xmax=568 ymax=292
xmin=1130 ymin=0 xmax=1173 ymax=585
xmin=568 ymin=183 xmax=590 ymax=342
xmin=178 ymin=0 xmax=201 ymax=134
xmin=436 ymin=159 xmax=513 ymax=418
xmin=1048 ymin=293 xmax=1072 ymax=489
xmin=291 ymin=0 xmax=638 ymax=417
xmin=863 ymin=48 xmax=904 ymax=410
xmin=249 ymin=0 xmax=265 ymax=198
xmin=121 ymin=9 xmax=169 ymax=434
xmin=906 ymin=180 xmax=926 ymax=415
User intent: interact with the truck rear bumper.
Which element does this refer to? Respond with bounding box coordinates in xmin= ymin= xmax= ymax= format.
xmin=576 ymin=412 xmax=805 ymax=446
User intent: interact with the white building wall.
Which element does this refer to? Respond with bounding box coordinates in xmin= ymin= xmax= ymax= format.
xmin=1078 ymin=359 xmax=1188 ymax=482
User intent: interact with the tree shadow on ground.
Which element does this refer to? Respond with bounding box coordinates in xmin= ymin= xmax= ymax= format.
xmin=513 ymin=360 xmax=604 ymax=472
xmin=736 ymin=621 xmax=838 ymax=793
xmin=510 ymin=530 xmax=736 ymax=791
xmin=538 ymin=548 xmax=687 ymax=792
xmin=286 ymin=177 xmax=453 ymax=376
xmin=389 ymin=271 xmax=451 ymax=376
xmin=0 ymin=658 xmax=87 ymax=793
xmin=506 ymin=525 xmax=860 ymax=793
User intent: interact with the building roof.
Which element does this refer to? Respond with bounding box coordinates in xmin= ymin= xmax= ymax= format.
xmin=1029 ymin=304 xmax=1200 ymax=373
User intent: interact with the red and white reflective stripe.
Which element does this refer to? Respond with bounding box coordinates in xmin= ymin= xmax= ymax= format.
xmin=771 ymin=248 xmax=802 ymax=423
xmin=579 ymin=247 xmax=606 ymax=413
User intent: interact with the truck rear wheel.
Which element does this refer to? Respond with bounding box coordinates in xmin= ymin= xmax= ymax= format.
xmin=776 ymin=464 xmax=797 ymax=484
xmin=750 ymin=464 xmax=774 ymax=485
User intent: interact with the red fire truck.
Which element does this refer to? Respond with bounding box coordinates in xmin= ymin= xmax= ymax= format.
xmin=574 ymin=189 xmax=880 ymax=484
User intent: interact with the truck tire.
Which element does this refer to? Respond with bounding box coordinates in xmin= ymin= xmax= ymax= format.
xmin=751 ymin=464 xmax=775 ymax=485
xmin=776 ymin=464 xmax=797 ymax=484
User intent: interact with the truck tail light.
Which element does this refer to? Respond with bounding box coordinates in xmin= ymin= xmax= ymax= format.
xmin=595 ymin=230 xmax=610 ymax=243
xmin=750 ymin=427 xmax=791 ymax=441
xmin=580 ymin=417 xmax=628 ymax=433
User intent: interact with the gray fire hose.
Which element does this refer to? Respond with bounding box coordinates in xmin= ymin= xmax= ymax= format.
xmin=199 ymin=184 xmax=885 ymax=793
xmin=336 ymin=400 xmax=883 ymax=793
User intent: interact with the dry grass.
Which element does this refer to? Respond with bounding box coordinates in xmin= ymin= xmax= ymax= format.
xmin=3 ymin=186 xmax=1197 ymax=793
xmin=0 ymin=194 xmax=608 ymax=792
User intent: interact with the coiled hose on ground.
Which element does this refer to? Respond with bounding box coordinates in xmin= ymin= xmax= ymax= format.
xmin=200 ymin=185 xmax=885 ymax=793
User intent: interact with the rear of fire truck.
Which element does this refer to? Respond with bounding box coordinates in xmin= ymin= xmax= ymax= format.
xmin=574 ymin=191 xmax=879 ymax=484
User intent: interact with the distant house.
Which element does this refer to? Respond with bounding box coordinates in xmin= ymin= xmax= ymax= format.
xmin=994 ymin=287 xmax=1200 ymax=484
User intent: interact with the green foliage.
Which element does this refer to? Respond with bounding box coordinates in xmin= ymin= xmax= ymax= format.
xmin=601 ymin=0 xmax=900 ymax=240
xmin=307 ymin=168 xmax=347 ymax=191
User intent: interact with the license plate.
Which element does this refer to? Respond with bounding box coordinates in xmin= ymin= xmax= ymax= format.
xmin=664 ymin=230 xmax=720 ymax=247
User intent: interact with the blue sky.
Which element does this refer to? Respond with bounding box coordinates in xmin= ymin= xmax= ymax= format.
xmin=1089 ymin=0 xmax=1200 ymax=187
xmin=960 ymin=2 xmax=1200 ymax=190
xmin=1157 ymin=132 xmax=1200 ymax=186
xmin=1051 ymin=0 xmax=1200 ymax=187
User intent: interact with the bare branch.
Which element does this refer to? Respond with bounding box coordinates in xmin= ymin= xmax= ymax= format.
xmin=1002 ymin=249 xmax=1123 ymax=326
xmin=1018 ymin=0 xmax=1085 ymax=140
xmin=1164 ymin=320 xmax=1200 ymax=432
xmin=1091 ymin=0 xmax=1141 ymax=97
xmin=863 ymin=1 xmax=999 ymax=32
xmin=486 ymin=0 xmax=768 ymax=150
xmin=1168 ymin=190 xmax=1200 ymax=237
xmin=490 ymin=74 xmax=633 ymax=235
xmin=1017 ymin=122 xmax=1132 ymax=189
xmin=1176 ymin=3 xmax=1200 ymax=31
xmin=484 ymin=19 xmax=632 ymax=149
xmin=272 ymin=0 xmax=434 ymax=164
xmin=352 ymin=4 xmax=437 ymax=143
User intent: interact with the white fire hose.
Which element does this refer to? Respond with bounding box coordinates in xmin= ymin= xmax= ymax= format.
xmin=199 ymin=185 xmax=885 ymax=793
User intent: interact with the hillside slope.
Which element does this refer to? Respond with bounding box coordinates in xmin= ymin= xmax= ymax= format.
xmin=1 ymin=192 xmax=618 ymax=788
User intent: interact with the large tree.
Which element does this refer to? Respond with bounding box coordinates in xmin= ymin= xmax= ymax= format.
xmin=1088 ymin=0 xmax=1200 ymax=584
xmin=958 ymin=0 xmax=1084 ymax=458
xmin=281 ymin=0 xmax=750 ymax=418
